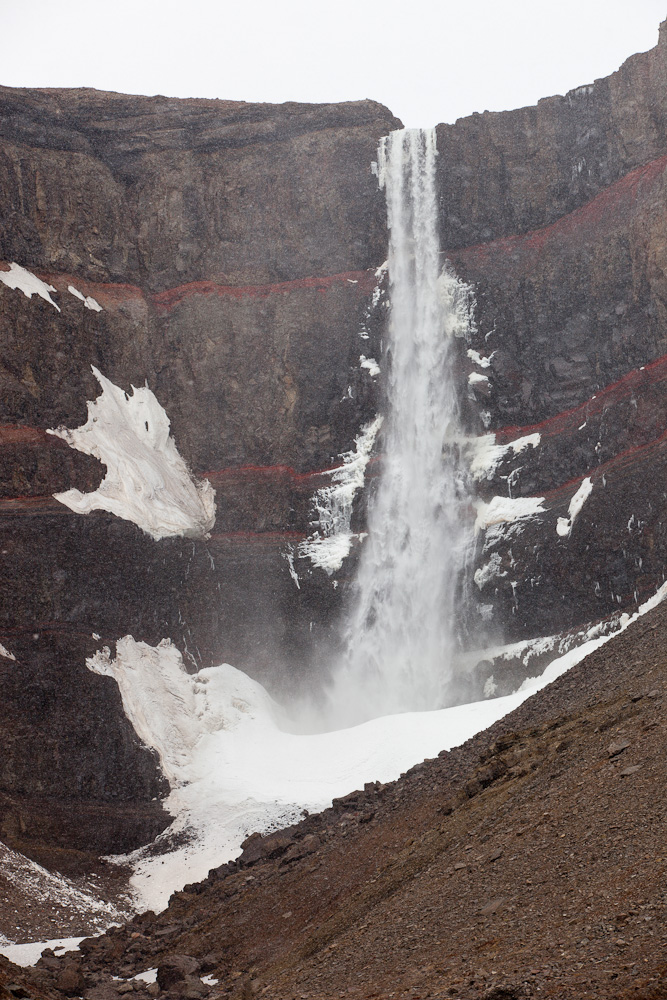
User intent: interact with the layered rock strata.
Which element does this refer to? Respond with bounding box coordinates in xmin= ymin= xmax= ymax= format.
xmin=3 ymin=22 xmax=667 ymax=855
xmin=0 ymin=94 xmax=398 ymax=852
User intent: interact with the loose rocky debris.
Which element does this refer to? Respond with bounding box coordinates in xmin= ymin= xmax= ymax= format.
xmin=4 ymin=600 xmax=667 ymax=998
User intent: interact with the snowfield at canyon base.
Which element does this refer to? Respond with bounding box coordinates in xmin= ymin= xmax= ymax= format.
xmin=79 ymin=580 xmax=665 ymax=916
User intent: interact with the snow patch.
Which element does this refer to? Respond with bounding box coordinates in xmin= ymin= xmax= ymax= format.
xmin=0 ymin=937 xmax=85 ymax=968
xmin=0 ymin=840 xmax=122 ymax=962
xmin=134 ymin=969 xmax=158 ymax=984
xmin=360 ymin=355 xmax=380 ymax=377
xmin=298 ymin=416 xmax=382 ymax=574
xmin=516 ymin=580 xmax=667 ymax=693
xmin=474 ymin=494 xmax=546 ymax=533
xmin=68 ymin=284 xmax=102 ymax=312
xmin=468 ymin=371 xmax=489 ymax=386
xmin=483 ymin=675 xmax=497 ymax=698
xmin=86 ymin=635 xmax=556 ymax=911
xmin=556 ymin=477 xmax=593 ymax=538
xmin=47 ymin=367 xmax=216 ymax=541
xmin=0 ymin=643 xmax=16 ymax=661
xmin=94 ymin=578 xmax=667 ymax=912
xmin=0 ymin=263 xmax=60 ymax=311
xmin=469 ymin=432 xmax=541 ymax=481
xmin=467 ymin=348 xmax=494 ymax=368
xmin=372 ymin=261 xmax=388 ymax=306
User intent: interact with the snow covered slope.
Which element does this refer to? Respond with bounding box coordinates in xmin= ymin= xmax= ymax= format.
xmin=87 ymin=580 xmax=667 ymax=912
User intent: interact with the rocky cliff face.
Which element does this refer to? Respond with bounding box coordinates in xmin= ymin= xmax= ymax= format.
xmin=444 ymin=25 xmax=667 ymax=681
xmin=2 ymin=22 xmax=667 ymax=858
xmin=0 ymin=91 xmax=399 ymax=854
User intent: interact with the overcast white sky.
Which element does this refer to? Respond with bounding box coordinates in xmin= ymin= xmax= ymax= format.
xmin=1 ymin=1 xmax=665 ymax=127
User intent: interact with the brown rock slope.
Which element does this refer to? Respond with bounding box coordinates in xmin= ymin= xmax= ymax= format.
xmin=4 ymin=597 xmax=664 ymax=1000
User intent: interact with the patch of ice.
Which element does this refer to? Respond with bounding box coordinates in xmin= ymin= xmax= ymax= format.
xmin=360 ymin=355 xmax=380 ymax=377
xmin=556 ymin=477 xmax=593 ymax=538
xmin=468 ymin=371 xmax=489 ymax=386
xmin=48 ymin=367 xmax=216 ymax=541
xmin=474 ymin=494 xmax=546 ymax=532
xmin=68 ymin=284 xmax=102 ymax=312
xmin=298 ymin=416 xmax=382 ymax=574
xmin=517 ymin=581 xmax=667 ymax=693
xmin=0 ymin=937 xmax=85 ymax=968
xmin=372 ymin=261 xmax=388 ymax=306
xmin=474 ymin=552 xmax=506 ymax=590
xmin=89 ymin=635 xmax=547 ymax=911
xmin=134 ymin=969 xmax=158 ymax=984
xmin=483 ymin=675 xmax=497 ymax=698
xmin=0 ymin=643 xmax=16 ymax=661
xmin=469 ymin=432 xmax=541 ymax=481
xmin=438 ymin=267 xmax=477 ymax=338
xmin=467 ymin=348 xmax=494 ymax=368
xmin=283 ymin=548 xmax=300 ymax=589
xmin=0 ymin=263 xmax=60 ymax=312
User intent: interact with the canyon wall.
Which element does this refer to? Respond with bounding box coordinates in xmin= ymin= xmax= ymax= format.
xmin=446 ymin=24 xmax=667 ymax=676
xmin=0 ymin=92 xmax=398 ymax=853
xmin=2 ymin=21 xmax=667 ymax=853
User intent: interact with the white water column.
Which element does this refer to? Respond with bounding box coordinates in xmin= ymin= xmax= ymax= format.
xmin=325 ymin=127 xmax=474 ymax=727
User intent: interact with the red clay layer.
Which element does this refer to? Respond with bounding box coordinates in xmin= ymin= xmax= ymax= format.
xmin=208 ymin=531 xmax=305 ymax=544
xmin=151 ymin=270 xmax=379 ymax=314
xmin=494 ymin=351 xmax=667 ymax=445
xmin=3 ymin=153 xmax=666 ymax=318
xmin=0 ymin=425 xmax=64 ymax=447
xmin=0 ymin=495 xmax=66 ymax=515
xmin=0 ymin=265 xmax=379 ymax=315
xmin=204 ymin=456 xmax=382 ymax=486
xmin=524 ymin=428 xmax=667 ymax=509
xmin=451 ymin=153 xmax=667 ymax=269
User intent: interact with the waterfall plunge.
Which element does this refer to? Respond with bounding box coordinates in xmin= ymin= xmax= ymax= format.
xmin=324 ymin=128 xmax=475 ymax=729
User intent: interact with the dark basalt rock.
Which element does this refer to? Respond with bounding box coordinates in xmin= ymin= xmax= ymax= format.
xmin=0 ymin=94 xmax=396 ymax=854
xmin=2 ymin=23 xmax=667 ymax=864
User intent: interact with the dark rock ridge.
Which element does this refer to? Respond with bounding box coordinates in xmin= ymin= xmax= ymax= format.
xmin=2 ymin=22 xmax=667 ymax=858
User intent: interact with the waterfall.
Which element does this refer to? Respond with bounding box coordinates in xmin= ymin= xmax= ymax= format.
xmin=324 ymin=127 xmax=474 ymax=728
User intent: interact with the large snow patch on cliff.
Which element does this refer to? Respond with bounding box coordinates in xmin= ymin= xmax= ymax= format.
xmin=48 ymin=367 xmax=216 ymax=540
